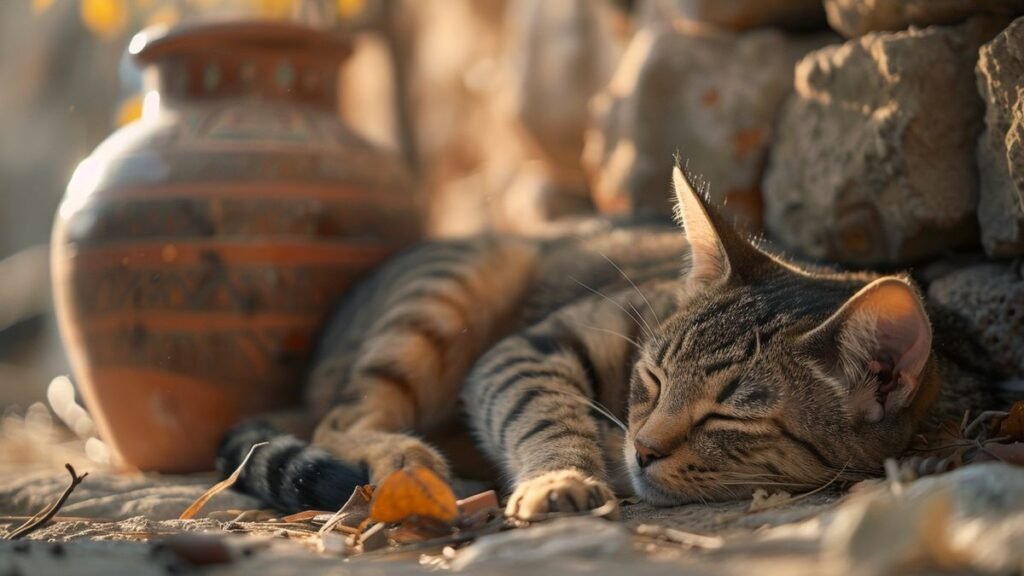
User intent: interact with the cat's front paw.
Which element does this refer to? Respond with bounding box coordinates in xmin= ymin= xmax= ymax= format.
xmin=505 ymin=470 xmax=618 ymax=521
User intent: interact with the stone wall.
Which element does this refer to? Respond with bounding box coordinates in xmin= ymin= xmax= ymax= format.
xmin=576 ymin=1 xmax=1024 ymax=377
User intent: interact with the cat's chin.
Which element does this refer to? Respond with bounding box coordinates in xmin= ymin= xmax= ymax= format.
xmin=627 ymin=468 xmax=701 ymax=507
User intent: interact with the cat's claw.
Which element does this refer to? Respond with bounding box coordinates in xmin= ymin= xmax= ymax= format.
xmin=505 ymin=470 xmax=619 ymax=521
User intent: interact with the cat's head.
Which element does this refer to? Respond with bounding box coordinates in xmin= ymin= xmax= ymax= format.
xmin=625 ymin=167 xmax=937 ymax=505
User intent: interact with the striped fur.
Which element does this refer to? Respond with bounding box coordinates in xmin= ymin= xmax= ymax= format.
xmin=218 ymin=166 xmax=1002 ymax=517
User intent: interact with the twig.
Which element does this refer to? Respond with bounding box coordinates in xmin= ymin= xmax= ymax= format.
xmin=180 ymin=441 xmax=267 ymax=520
xmin=6 ymin=463 xmax=87 ymax=540
xmin=963 ymin=410 xmax=1009 ymax=440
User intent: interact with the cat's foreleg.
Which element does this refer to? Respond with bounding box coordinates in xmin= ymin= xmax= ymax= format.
xmin=309 ymin=239 xmax=538 ymax=484
xmin=464 ymin=296 xmax=642 ymax=520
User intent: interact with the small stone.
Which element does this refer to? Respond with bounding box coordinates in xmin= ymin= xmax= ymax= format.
xmin=317 ymin=532 xmax=349 ymax=556
xmin=764 ymin=18 xmax=1007 ymax=265
xmin=975 ymin=16 xmax=1024 ymax=257
xmin=825 ymin=463 xmax=1024 ymax=574
xmin=927 ymin=261 xmax=1024 ymax=377
xmin=824 ymin=0 xmax=1024 ymax=37
xmin=154 ymin=534 xmax=234 ymax=567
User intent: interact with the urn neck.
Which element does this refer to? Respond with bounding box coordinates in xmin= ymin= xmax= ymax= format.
xmin=131 ymin=21 xmax=351 ymax=112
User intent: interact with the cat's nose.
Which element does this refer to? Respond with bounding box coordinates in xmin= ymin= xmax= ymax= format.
xmin=634 ymin=439 xmax=667 ymax=469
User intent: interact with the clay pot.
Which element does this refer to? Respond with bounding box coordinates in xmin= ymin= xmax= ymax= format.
xmin=51 ymin=21 xmax=422 ymax=473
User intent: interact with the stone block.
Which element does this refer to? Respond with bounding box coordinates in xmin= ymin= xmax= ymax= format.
xmin=976 ymin=16 xmax=1024 ymax=257
xmin=585 ymin=22 xmax=831 ymax=232
xmin=824 ymin=0 xmax=1024 ymax=37
xmin=927 ymin=261 xmax=1024 ymax=377
xmin=763 ymin=19 xmax=1006 ymax=265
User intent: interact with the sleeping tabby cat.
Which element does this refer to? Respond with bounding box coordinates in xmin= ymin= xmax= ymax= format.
xmin=218 ymin=166 xmax=999 ymax=519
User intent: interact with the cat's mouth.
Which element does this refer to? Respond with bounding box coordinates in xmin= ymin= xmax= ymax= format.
xmin=623 ymin=442 xmax=701 ymax=507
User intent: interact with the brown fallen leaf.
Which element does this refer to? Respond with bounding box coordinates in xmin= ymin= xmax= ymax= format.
xmin=456 ymin=490 xmax=500 ymax=530
xmin=369 ymin=466 xmax=458 ymax=525
xmin=386 ymin=517 xmax=456 ymax=544
xmin=180 ymin=442 xmax=267 ymax=520
xmin=968 ymin=442 xmax=1024 ymax=467
xmin=318 ymin=484 xmax=374 ymax=535
xmin=996 ymin=401 xmax=1024 ymax=441
xmin=281 ymin=510 xmax=331 ymax=524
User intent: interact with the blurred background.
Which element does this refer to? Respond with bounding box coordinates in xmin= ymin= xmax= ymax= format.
xmin=1 ymin=0 xmax=1022 ymax=472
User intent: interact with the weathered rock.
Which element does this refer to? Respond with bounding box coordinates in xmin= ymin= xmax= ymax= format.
xmin=825 ymin=463 xmax=1024 ymax=574
xmin=763 ymin=19 xmax=1006 ymax=265
xmin=976 ymin=17 xmax=1024 ymax=257
xmin=824 ymin=0 xmax=1024 ymax=37
xmin=927 ymin=261 xmax=1024 ymax=377
xmin=584 ymin=22 xmax=833 ymax=232
xmin=637 ymin=0 xmax=826 ymax=31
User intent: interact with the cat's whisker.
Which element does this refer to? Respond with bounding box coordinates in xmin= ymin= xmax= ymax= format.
xmin=710 ymin=470 xmax=789 ymax=478
xmin=682 ymin=470 xmax=710 ymax=505
xmin=708 ymin=479 xmax=739 ymax=500
xmin=569 ymin=275 xmax=655 ymax=340
xmin=572 ymin=320 xmax=642 ymax=349
xmin=545 ymin=388 xmax=628 ymax=433
xmin=578 ymin=395 xmax=629 ymax=433
xmin=716 ymin=481 xmax=818 ymax=488
xmin=598 ymin=251 xmax=664 ymax=331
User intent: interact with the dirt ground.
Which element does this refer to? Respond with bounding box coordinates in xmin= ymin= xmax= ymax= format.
xmin=2 ymin=419 xmax=1024 ymax=576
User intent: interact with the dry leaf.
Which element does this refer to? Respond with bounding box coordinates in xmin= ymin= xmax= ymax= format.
xmin=369 ymin=466 xmax=458 ymax=525
xmin=281 ymin=510 xmax=330 ymax=524
xmin=318 ymin=484 xmax=374 ymax=535
xmin=996 ymin=401 xmax=1024 ymax=441
xmin=748 ymin=488 xmax=793 ymax=513
xmin=179 ymin=442 xmax=267 ymax=520
xmin=969 ymin=442 xmax=1024 ymax=467
xmin=457 ymin=490 xmax=498 ymax=516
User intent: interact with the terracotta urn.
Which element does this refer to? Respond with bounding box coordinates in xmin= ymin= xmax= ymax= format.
xmin=51 ymin=21 xmax=422 ymax=473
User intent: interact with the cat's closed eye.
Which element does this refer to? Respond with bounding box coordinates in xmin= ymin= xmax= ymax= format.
xmin=641 ymin=365 xmax=662 ymax=393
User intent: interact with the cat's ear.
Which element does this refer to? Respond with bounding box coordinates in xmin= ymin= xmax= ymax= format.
xmin=673 ymin=166 xmax=731 ymax=287
xmin=799 ymin=277 xmax=932 ymax=422
xmin=672 ymin=165 xmax=771 ymax=287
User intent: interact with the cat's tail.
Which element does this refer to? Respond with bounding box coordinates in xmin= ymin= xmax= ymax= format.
xmin=215 ymin=421 xmax=369 ymax=512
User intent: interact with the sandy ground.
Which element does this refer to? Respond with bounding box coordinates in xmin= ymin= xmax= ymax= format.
xmin=3 ymin=427 xmax=1024 ymax=576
